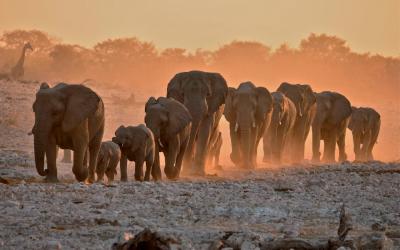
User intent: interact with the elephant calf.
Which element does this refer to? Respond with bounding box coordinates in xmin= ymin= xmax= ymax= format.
xmin=112 ymin=124 xmax=158 ymax=181
xmin=348 ymin=107 xmax=380 ymax=161
xmin=96 ymin=141 xmax=121 ymax=183
xmin=145 ymin=97 xmax=192 ymax=179
xmin=263 ymin=92 xmax=297 ymax=164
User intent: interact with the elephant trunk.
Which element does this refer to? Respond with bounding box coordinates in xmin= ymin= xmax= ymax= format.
xmin=240 ymin=127 xmax=252 ymax=168
xmin=33 ymin=127 xmax=49 ymax=176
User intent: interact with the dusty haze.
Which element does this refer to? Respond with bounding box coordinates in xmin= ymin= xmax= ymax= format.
xmin=0 ymin=29 xmax=399 ymax=163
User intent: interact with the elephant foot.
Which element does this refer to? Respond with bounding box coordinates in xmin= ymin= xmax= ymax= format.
xmin=73 ymin=168 xmax=88 ymax=182
xmin=338 ymin=153 xmax=347 ymax=162
xmin=135 ymin=175 xmax=144 ymax=182
xmin=44 ymin=175 xmax=59 ymax=183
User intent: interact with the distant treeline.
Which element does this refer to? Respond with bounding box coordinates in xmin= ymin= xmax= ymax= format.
xmin=0 ymin=30 xmax=399 ymax=102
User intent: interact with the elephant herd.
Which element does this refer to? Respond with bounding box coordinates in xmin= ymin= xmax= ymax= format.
xmin=30 ymin=71 xmax=381 ymax=183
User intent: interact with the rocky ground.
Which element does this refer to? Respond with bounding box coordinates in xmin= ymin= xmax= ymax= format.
xmin=0 ymin=80 xmax=399 ymax=249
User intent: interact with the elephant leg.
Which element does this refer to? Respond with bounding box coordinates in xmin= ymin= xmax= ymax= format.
xmin=120 ymin=153 xmax=128 ymax=181
xmin=230 ymin=123 xmax=241 ymax=166
xmin=151 ymin=144 xmax=162 ymax=181
xmin=322 ymin=131 xmax=336 ymax=163
xmin=45 ymin=136 xmax=58 ymax=182
xmin=183 ymin=123 xmax=198 ymax=171
xmin=134 ymin=159 xmax=144 ymax=181
xmin=87 ymin=131 xmax=102 ymax=183
xmin=174 ymin=138 xmax=188 ymax=179
xmin=105 ymin=159 xmax=118 ymax=183
xmin=337 ymin=132 xmax=347 ymax=162
xmin=368 ymin=125 xmax=380 ymax=161
xmin=96 ymin=159 xmax=107 ymax=182
xmin=72 ymin=143 xmax=88 ymax=182
xmin=214 ymin=136 xmax=222 ymax=168
xmin=361 ymin=131 xmax=372 ymax=161
xmin=262 ymin=130 xmax=272 ymax=162
xmin=144 ymin=153 xmax=154 ymax=182
xmin=193 ymin=116 xmax=213 ymax=175
xmin=165 ymin=141 xmax=179 ymax=179
xmin=312 ymin=125 xmax=322 ymax=162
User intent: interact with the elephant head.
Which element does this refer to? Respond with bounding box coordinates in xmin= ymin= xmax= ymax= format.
xmin=348 ymin=107 xmax=368 ymax=159
xmin=277 ymin=82 xmax=316 ymax=118
xmin=271 ymin=92 xmax=290 ymax=127
xmin=348 ymin=107 xmax=368 ymax=134
xmin=32 ymin=82 xmax=100 ymax=179
xmin=145 ymin=96 xmax=192 ymax=144
xmin=167 ymin=71 xmax=227 ymax=123
xmin=112 ymin=126 xmax=140 ymax=156
xmin=224 ymin=82 xmax=272 ymax=167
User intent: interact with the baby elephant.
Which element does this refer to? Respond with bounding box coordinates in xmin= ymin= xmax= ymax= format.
xmin=96 ymin=141 xmax=121 ymax=183
xmin=145 ymin=97 xmax=192 ymax=179
xmin=112 ymin=124 xmax=158 ymax=181
xmin=348 ymin=107 xmax=380 ymax=161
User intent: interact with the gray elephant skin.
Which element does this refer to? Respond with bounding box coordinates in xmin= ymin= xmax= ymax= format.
xmin=275 ymin=82 xmax=316 ymax=162
xmin=112 ymin=124 xmax=158 ymax=181
xmin=145 ymin=97 xmax=192 ymax=179
xmin=348 ymin=107 xmax=380 ymax=161
xmin=224 ymin=82 xmax=273 ymax=169
xmin=207 ymin=129 xmax=223 ymax=169
xmin=312 ymin=91 xmax=352 ymax=162
xmin=96 ymin=141 xmax=121 ymax=183
xmin=263 ymin=91 xmax=297 ymax=164
xmin=167 ymin=70 xmax=228 ymax=175
xmin=32 ymin=82 xmax=104 ymax=182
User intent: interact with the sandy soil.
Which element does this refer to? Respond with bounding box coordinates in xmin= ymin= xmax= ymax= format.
xmin=0 ymin=80 xmax=399 ymax=249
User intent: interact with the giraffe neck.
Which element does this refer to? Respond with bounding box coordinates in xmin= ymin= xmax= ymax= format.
xmin=16 ymin=46 xmax=28 ymax=67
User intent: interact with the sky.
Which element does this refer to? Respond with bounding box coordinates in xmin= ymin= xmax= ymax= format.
xmin=0 ymin=0 xmax=399 ymax=56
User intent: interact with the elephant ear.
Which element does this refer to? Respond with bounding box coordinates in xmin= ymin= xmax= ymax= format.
xmin=223 ymin=87 xmax=236 ymax=123
xmin=158 ymin=97 xmax=192 ymax=135
xmin=330 ymin=93 xmax=352 ymax=125
xmin=206 ymin=72 xmax=228 ymax=115
xmin=166 ymin=72 xmax=186 ymax=103
xmin=145 ymin=96 xmax=158 ymax=113
xmin=61 ymin=84 xmax=101 ymax=132
xmin=301 ymin=84 xmax=316 ymax=109
xmin=255 ymin=87 xmax=273 ymax=122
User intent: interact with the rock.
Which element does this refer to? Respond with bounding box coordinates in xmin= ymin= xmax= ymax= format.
xmin=45 ymin=240 xmax=62 ymax=250
xmin=356 ymin=232 xmax=394 ymax=250
xmin=371 ymin=222 xmax=387 ymax=232
xmin=112 ymin=228 xmax=179 ymax=250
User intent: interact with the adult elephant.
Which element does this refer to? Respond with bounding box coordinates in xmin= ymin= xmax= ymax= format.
xmin=348 ymin=107 xmax=380 ymax=161
xmin=275 ymin=82 xmax=316 ymax=162
xmin=167 ymin=71 xmax=228 ymax=175
xmin=312 ymin=91 xmax=352 ymax=163
xmin=32 ymin=82 xmax=104 ymax=182
xmin=145 ymin=96 xmax=192 ymax=179
xmin=263 ymin=92 xmax=297 ymax=164
xmin=224 ymin=82 xmax=273 ymax=169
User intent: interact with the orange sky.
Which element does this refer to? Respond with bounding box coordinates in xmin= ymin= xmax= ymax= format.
xmin=0 ymin=0 xmax=399 ymax=56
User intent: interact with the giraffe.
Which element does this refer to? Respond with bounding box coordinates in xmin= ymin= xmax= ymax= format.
xmin=10 ymin=42 xmax=33 ymax=80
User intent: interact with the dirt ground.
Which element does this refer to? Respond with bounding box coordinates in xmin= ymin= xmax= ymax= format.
xmin=0 ymin=80 xmax=399 ymax=249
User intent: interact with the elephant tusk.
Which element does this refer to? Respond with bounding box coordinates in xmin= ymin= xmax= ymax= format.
xmin=234 ymin=123 xmax=239 ymax=132
xmin=279 ymin=121 xmax=282 ymax=126
xmin=252 ymin=121 xmax=256 ymax=128
xmin=158 ymin=138 xmax=164 ymax=148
